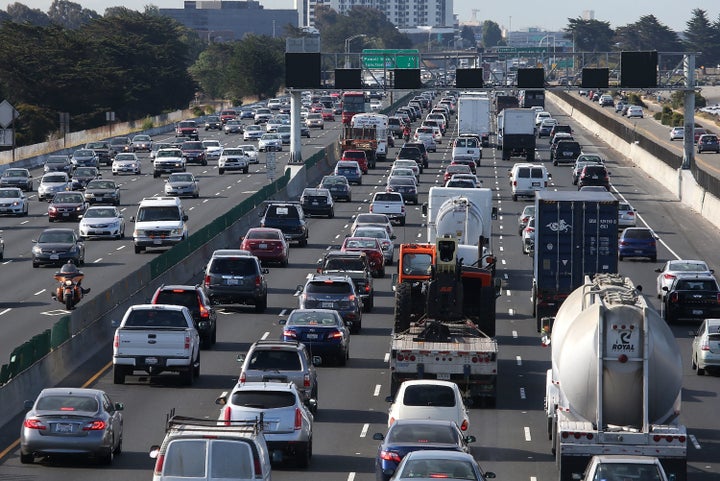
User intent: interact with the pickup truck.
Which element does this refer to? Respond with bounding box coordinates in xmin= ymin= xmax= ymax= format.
xmin=112 ymin=304 xmax=201 ymax=385
xmin=369 ymin=192 xmax=406 ymax=226
xmin=175 ymin=120 xmax=199 ymax=140
xmin=578 ymin=455 xmax=672 ymax=481
xmin=662 ymin=273 xmax=720 ymax=323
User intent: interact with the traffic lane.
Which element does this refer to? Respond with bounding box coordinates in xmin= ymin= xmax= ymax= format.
xmin=0 ymin=123 xmax=346 ymax=359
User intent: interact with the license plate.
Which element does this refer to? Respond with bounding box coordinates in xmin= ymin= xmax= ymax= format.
xmin=322 ymin=302 xmax=334 ymax=308
xmin=563 ymin=151 xmax=572 ymax=156
xmin=55 ymin=423 xmax=74 ymax=433
xmin=312 ymin=202 xmax=319 ymax=205
xmin=50 ymin=254 xmax=59 ymax=260
xmin=693 ymin=310 xmax=704 ymax=316
xmin=153 ymin=239 xmax=162 ymax=245
xmin=146 ymin=357 xmax=158 ymax=365
xmin=635 ymin=250 xmax=643 ymax=253
xmin=532 ymin=182 xmax=540 ymax=186
xmin=437 ymin=373 xmax=451 ymax=380
xmin=226 ymin=278 xmax=238 ymax=285
xmin=259 ymin=243 xmax=267 ymax=249
xmin=62 ymin=213 xmax=69 ymax=217
xmin=306 ymin=333 xmax=319 ymax=340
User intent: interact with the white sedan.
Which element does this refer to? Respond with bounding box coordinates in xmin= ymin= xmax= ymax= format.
xmin=239 ymin=144 xmax=259 ymax=164
xmin=0 ymin=187 xmax=29 ymax=216
xmin=655 ymin=259 xmax=714 ymax=299
xmin=243 ymin=124 xmax=264 ymax=141
xmin=111 ymin=153 xmax=141 ymax=175
xmin=202 ymin=140 xmax=223 ymax=161
xmin=387 ymin=380 xmax=470 ymax=432
xmin=78 ymin=206 xmax=125 ymax=239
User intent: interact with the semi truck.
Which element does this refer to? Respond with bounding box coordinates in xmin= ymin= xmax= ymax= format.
xmin=423 ymin=186 xmax=496 ymax=270
xmin=457 ymin=94 xmax=492 ymax=147
xmin=544 ymin=274 xmax=687 ymax=481
xmin=390 ymin=236 xmax=499 ymax=405
xmin=496 ymin=108 xmax=536 ymax=161
xmin=339 ymin=125 xmax=378 ymax=169
xmin=350 ymin=112 xmax=388 ymax=162
xmin=532 ymin=190 xmax=619 ymax=331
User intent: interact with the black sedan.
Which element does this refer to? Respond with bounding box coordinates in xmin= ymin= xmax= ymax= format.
xmin=280 ymin=308 xmax=350 ymax=365
xmin=84 ymin=179 xmax=121 ymax=205
xmin=372 ymin=419 xmax=475 ymax=481
xmin=32 ymin=228 xmax=85 ymax=268
xmin=20 ymin=387 xmax=124 ymax=464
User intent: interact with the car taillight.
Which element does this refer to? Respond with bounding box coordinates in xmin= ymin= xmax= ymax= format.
xmin=23 ymin=418 xmax=46 ymax=430
xmin=389 ymin=416 xmax=396 ymax=425
xmin=619 ymin=241 xmax=628 ymax=246
xmin=513 ymin=180 xmax=517 ymax=186
xmin=294 ymin=408 xmax=302 ymax=430
xmin=154 ymin=454 xmax=165 ymax=475
xmin=204 ymin=275 xmax=211 ymax=287
xmin=114 ymin=334 xmax=119 ymax=348
xmin=223 ymin=406 xmax=231 ymax=426
xmin=254 ymin=457 xmax=262 ymax=476
xmin=663 ymin=274 xmax=676 ymax=281
xmin=369 ymin=204 xmax=374 ymax=213
xmin=303 ymin=373 xmax=311 ymax=388
xmin=239 ymin=372 xmax=246 ymax=383
xmin=255 ymin=275 xmax=262 ymax=287
xmin=184 ymin=335 xmax=191 ymax=349
xmin=328 ymin=330 xmax=343 ymax=339
xmin=701 ymin=341 xmax=710 ymax=351
xmin=649 ymin=241 xmax=656 ymax=247
xmin=380 ymin=450 xmax=403 ymax=463
xmin=460 ymin=420 xmax=469 ymax=431
xmin=83 ymin=420 xmax=107 ymax=431
xmin=669 ymin=292 xmax=679 ymax=303
xmin=283 ymin=329 xmax=297 ymax=338
xmin=199 ymin=301 xmax=210 ymax=319
xmin=717 ymin=293 xmax=720 ymax=304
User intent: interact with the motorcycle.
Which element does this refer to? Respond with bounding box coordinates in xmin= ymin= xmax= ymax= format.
xmin=52 ymin=270 xmax=84 ymax=310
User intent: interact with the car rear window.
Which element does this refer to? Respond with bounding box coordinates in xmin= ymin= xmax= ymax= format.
xmin=374 ymin=193 xmax=401 ymax=202
xmin=246 ymin=230 xmax=281 ymax=240
xmin=306 ymin=281 xmax=353 ymax=294
xmin=230 ymin=390 xmax=296 ymax=409
xmin=622 ymin=229 xmax=652 ymax=239
xmin=402 ymin=385 xmax=456 ymax=407
xmin=209 ymin=257 xmax=257 ymax=275
xmin=124 ymin=309 xmax=187 ymax=328
xmin=387 ymin=424 xmax=458 ymax=444
xmin=516 ymin=167 xmax=530 ymax=178
xmin=265 ymin=205 xmax=299 ymax=218
xmin=530 ymin=168 xmax=545 ymax=179
xmin=676 ymin=280 xmax=717 ymax=290
xmin=325 ymin=258 xmax=366 ymax=271
xmin=36 ymin=395 xmax=98 ymax=412
xmin=248 ymin=350 xmax=301 ymax=370
xmin=155 ymin=290 xmax=198 ymax=311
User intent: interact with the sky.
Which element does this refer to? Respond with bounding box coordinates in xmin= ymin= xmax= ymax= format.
xmin=4 ymin=0 xmax=719 ymax=32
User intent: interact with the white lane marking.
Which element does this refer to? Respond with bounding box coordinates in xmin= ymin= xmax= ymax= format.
xmin=499 ymin=246 xmax=504 ymax=252
xmin=501 ymin=259 xmax=506 ymax=265
xmin=524 ymin=426 xmax=532 ymax=441
xmin=503 ymin=273 xmax=508 ymax=279
xmin=116 ymin=245 xmax=125 ymax=251
xmin=499 ymin=235 xmax=503 ymax=240
xmin=499 ymin=215 xmax=503 ymax=221
xmin=689 ymin=434 xmax=701 ymax=449
xmin=374 ymin=385 xmax=382 ymax=397
xmin=203 ymin=199 xmax=210 ymax=203
xmin=360 ymin=423 xmax=369 ymax=437
xmin=347 ymin=473 xmax=356 ymax=481
xmin=516 ymin=355 xmax=522 ymax=366
xmin=384 ymin=352 xmax=390 ymax=363
xmin=531 ymin=476 xmax=538 ymax=481
xmin=499 ymin=224 xmax=503 ymax=230
xmin=417 ymin=232 xmax=423 ymax=238
xmin=0 ymin=308 xmax=10 ymax=316
xmin=508 ymin=308 xmax=515 ymax=316
xmin=261 ymin=331 xmax=269 ymax=340
xmin=20 ymin=220 xmax=29 ymax=225
xmin=34 ymin=289 xmax=46 ymax=296
xmin=520 ymin=387 xmax=526 ymax=400
xmin=512 ymin=330 xmax=518 ymax=338
xmin=506 ymin=289 xmax=511 ymax=296
xmin=93 ymin=258 xmax=102 ymax=263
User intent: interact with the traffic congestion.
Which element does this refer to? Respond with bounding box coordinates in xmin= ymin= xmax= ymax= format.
xmin=0 ymin=87 xmax=719 ymax=481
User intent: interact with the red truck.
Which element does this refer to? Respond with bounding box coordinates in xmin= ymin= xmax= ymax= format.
xmin=175 ymin=120 xmax=199 ymax=140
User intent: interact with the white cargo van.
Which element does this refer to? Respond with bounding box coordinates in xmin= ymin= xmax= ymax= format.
xmin=508 ymin=163 xmax=550 ymax=201
xmin=131 ymin=196 xmax=188 ymax=253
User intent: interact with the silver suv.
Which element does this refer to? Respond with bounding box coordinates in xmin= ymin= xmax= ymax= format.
xmin=149 ymin=415 xmax=271 ymax=481
xmin=237 ymin=340 xmax=319 ymax=413
xmin=216 ymin=382 xmax=314 ymax=467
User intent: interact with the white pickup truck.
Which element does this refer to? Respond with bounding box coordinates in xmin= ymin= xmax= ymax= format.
xmin=112 ymin=304 xmax=201 ymax=385
xmin=369 ymin=192 xmax=406 ymax=225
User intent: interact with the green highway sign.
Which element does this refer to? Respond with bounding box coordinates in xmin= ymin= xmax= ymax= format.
xmin=362 ymin=49 xmax=419 ymax=69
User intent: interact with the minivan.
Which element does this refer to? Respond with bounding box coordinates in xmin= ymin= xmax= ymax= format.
xmin=508 ymin=163 xmax=550 ymax=201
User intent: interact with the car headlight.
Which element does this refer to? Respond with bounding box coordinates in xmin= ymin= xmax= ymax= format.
xmin=171 ymin=228 xmax=183 ymax=236
xmin=133 ymin=229 xmax=143 ymax=237
xmin=32 ymin=246 xmax=42 ymax=254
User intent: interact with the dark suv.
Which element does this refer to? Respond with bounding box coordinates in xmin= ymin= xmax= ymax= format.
xmin=259 ymin=201 xmax=309 ymax=247
xmin=551 ymin=140 xmax=582 ymax=165
xmin=180 ymin=141 xmax=207 ymax=166
xmin=578 ymin=164 xmax=610 ymax=190
xmin=402 ymin=142 xmax=429 ymax=168
xmin=237 ymin=339 xmax=319 ymax=413
xmin=548 ymin=124 xmax=573 ymax=142
xmin=697 ymin=134 xmax=720 ymax=154
xmin=203 ymin=250 xmax=268 ymax=311
xmin=396 ymin=145 xmax=426 ymax=170
xmin=297 ymin=274 xmax=363 ymax=332
xmin=317 ymin=250 xmax=374 ymax=314
xmin=151 ymin=284 xmax=217 ymax=349
xmin=300 ymin=188 xmax=334 ymax=218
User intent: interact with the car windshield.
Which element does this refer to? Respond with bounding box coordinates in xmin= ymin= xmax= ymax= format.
xmin=402 ymin=384 xmax=456 ymax=407
xmin=223 ymin=149 xmax=246 ymax=156
xmin=354 ymin=229 xmax=386 ymax=239
xmin=87 ymin=181 xmax=115 ymax=189
xmin=399 ymin=459 xmax=475 ymax=479
xmin=115 ymin=154 xmax=135 ymax=161
xmin=322 ymin=177 xmax=347 ymax=186
xmin=0 ymin=189 xmax=20 ymax=198
xmin=85 ymin=208 xmax=116 ymax=218
xmin=203 ymin=141 xmax=221 ymax=148
xmin=74 ymin=150 xmax=94 ymax=157
xmin=4 ymin=170 xmax=26 ymax=177
xmin=36 ymin=395 xmax=98 ymax=413
xmin=136 ymin=206 xmax=180 ymax=222
xmin=389 ymin=178 xmax=415 ymax=186
xmin=47 ymin=159 xmax=67 ymax=165
xmin=38 ymin=230 xmax=74 ymax=243
xmin=209 ymin=257 xmax=256 ymax=275
xmin=247 ymin=350 xmax=301 ymax=370
xmin=74 ymin=168 xmax=96 ymax=176
xmin=387 ymin=423 xmax=458 ymax=444
xmin=356 ymin=214 xmax=389 ymax=224
xmin=182 ymin=142 xmax=203 ymax=150
xmin=53 ymin=193 xmax=83 ymax=203
xmin=169 ymin=174 xmax=194 ymax=183
xmin=86 ymin=142 xmax=106 ymax=149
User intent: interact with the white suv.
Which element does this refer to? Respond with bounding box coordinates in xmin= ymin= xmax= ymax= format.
xmin=386 ymin=380 xmax=470 ymax=432
xmin=218 ymin=148 xmax=250 ymax=175
xmin=131 ymin=196 xmax=188 ymax=253
xmin=217 ymin=382 xmax=314 ymax=467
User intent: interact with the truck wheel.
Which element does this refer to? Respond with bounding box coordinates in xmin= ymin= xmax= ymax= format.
xmin=394 ymin=282 xmax=413 ymax=332
xmin=113 ymin=366 xmax=126 ymax=385
xmin=399 ymin=217 xmax=406 ymax=226
xmin=218 ymin=168 xmax=224 ymax=174
xmin=181 ymin=366 xmax=194 ymax=386
xmin=295 ymin=439 xmax=311 ymax=468
xmin=194 ymin=354 xmax=200 ymax=377
xmin=364 ymin=295 xmax=374 ymax=312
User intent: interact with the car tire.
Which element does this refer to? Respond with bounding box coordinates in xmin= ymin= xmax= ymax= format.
xmin=328 ymin=209 xmax=334 ymax=219
xmin=619 ymin=255 xmax=624 ymax=261
xmin=650 ymin=256 xmax=657 ymax=263
xmin=134 ymin=245 xmax=143 ymax=254
xmin=299 ymin=237 xmax=308 ymax=247
xmin=338 ymin=350 xmax=347 ymax=367
xmin=255 ymin=296 xmax=267 ymax=313
xmin=20 ymin=452 xmax=33 ymax=464
xmin=181 ymin=365 xmax=195 ymax=386
xmin=296 ymin=439 xmax=312 ymax=468
xmin=218 ymin=168 xmax=224 ymax=175
xmin=697 ymin=363 xmax=706 ymax=376
xmin=113 ymin=365 xmax=126 ymax=385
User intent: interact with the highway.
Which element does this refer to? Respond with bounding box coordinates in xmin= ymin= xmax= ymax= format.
xmin=1 ymin=96 xmax=719 ymax=481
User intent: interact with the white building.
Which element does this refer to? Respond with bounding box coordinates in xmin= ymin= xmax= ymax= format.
xmin=298 ymin=0 xmax=454 ymax=28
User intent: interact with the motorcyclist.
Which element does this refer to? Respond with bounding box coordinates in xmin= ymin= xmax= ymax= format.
xmin=54 ymin=260 xmax=90 ymax=295
xmin=403 ymin=124 xmax=411 ymax=141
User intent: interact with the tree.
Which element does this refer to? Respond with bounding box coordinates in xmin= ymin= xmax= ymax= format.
xmin=564 ymin=17 xmax=613 ymax=52
xmin=685 ymin=9 xmax=720 ymax=68
xmin=48 ymin=0 xmax=99 ymax=29
xmin=5 ymin=2 xmax=51 ymax=25
xmin=614 ymin=15 xmax=683 ymax=52
xmin=460 ymin=26 xmax=475 ymax=47
xmin=314 ymin=6 xmax=412 ymax=53
xmin=226 ymin=34 xmax=285 ymax=100
xmin=189 ymin=44 xmax=234 ymax=100
xmin=481 ymin=20 xmax=502 ymax=48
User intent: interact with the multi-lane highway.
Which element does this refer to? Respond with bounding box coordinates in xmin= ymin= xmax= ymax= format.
xmin=1 ymin=95 xmax=719 ymax=481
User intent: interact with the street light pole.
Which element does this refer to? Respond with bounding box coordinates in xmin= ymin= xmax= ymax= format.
xmin=344 ymin=34 xmax=367 ymax=68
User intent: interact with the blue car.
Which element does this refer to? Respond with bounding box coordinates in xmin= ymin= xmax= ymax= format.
xmin=334 ymin=160 xmax=363 ymax=185
xmin=280 ymin=308 xmax=350 ymax=366
xmin=618 ymin=227 xmax=657 ymax=262
xmin=372 ymin=419 xmax=475 ymax=481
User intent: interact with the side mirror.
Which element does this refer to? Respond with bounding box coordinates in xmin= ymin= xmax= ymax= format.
xmin=111 ymin=319 xmax=120 ymax=328
xmin=372 ymin=433 xmax=384 ymax=441
xmin=279 ymin=319 xmax=287 ymax=325
xmin=390 ymin=234 xmax=396 ymax=240
xmin=236 ymin=354 xmax=246 ymax=363
xmin=114 ymin=402 xmax=124 ymax=411
xmin=296 ymin=284 xmax=304 ymax=293
xmin=385 ymin=395 xmax=394 ymax=403
xmin=491 ymin=207 xmax=498 ymax=221
xmin=215 ymin=391 xmax=229 ymax=406
xmin=24 ymin=399 xmax=34 ymax=410
xmin=345 ymin=320 xmax=353 ymax=328
xmin=654 ymin=267 xmax=662 ymax=273
xmin=662 ymin=286 xmax=669 ymax=292
xmin=149 ymin=446 xmax=160 ymax=459
xmin=548 ymin=173 xmax=552 ymax=179
xmin=464 ymin=435 xmax=476 ymax=443
xmin=182 ymin=214 xmax=188 ymax=221
xmin=421 ymin=203 xmax=428 ymax=216
xmin=312 ymin=355 xmax=322 ymax=366
xmin=485 ymin=473 xmax=496 ymax=479
xmin=262 ymin=268 xmax=269 ymax=274
xmin=129 ymin=216 xmax=136 ymax=222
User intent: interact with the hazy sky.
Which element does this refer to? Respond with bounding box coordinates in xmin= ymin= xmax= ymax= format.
xmin=5 ymin=0 xmax=719 ymax=32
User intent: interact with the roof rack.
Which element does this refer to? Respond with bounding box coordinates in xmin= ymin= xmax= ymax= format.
xmin=165 ymin=410 xmax=263 ymax=434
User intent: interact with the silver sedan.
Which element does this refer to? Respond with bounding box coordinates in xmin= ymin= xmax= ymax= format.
xmin=20 ymin=387 xmax=124 ymax=465
xmin=655 ymin=259 xmax=714 ymax=299
xmin=164 ymin=172 xmax=200 ymax=198
xmin=78 ymin=206 xmax=126 ymax=239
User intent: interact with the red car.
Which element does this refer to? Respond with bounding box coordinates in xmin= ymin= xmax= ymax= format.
xmin=341 ymin=236 xmax=385 ymax=278
xmin=240 ymin=227 xmax=289 ymax=267
xmin=321 ymin=109 xmax=336 ymax=121
xmin=310 ymin=103 xmax=324 ymax=113
xmin=48 ymin=191 xmax=89 ymax=222
xmin=443 ymin=164 xmax=473 ymax=183
xmin=341 ymin=150 xmax=368 ymax=174
xmin=450 ymin=158 xmax=476 ymax=174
